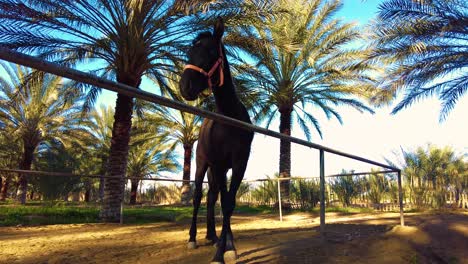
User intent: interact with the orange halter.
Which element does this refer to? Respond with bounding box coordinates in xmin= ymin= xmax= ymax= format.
xmin=183 ymin=45 xmax=224 ymax=90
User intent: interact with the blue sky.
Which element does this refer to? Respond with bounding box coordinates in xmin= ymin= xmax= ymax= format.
xmin=245 ymin=0 xmax=468 ymax=179
xmin=97 ymin=0 xmax=467 ymax=182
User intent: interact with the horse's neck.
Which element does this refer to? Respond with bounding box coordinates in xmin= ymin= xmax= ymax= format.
xmin=212 ymin=53 xmax=243 ymax=118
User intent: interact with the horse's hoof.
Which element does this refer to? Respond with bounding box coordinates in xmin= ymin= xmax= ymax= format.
xmin=224 ymin=250 xmax=237 ymax=262
xmin=205 ymin=238 xmax=218 ymax=247
xmin=187 ymin=241 xmax=197 ymax=249
xmin=210 ymin=262 xmax=223 ymax=264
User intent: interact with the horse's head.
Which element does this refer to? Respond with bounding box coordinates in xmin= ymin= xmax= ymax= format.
xmin=179 ymin=18 xmax=225 ymax=101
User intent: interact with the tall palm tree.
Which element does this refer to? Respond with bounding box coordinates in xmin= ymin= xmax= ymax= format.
xmin=0 ymin=62 xmax=91 ymax=204
xmin=0 ymin=0 xmax=274 ymax=221
xmin=228 ymin=0 xmax=377 ymax=208
xmin=89 ymin=105 xmax=114 ymax=202
xmin=158 ymin=108 xmax=201 ymax=205
xmin=127 ymin=113 xmax=180 ymax=205
xmin=149 ymin=73 xmax=204 ymax=204
xmin=0 ymin=0 xmax=193 ymax=221
xmin=90 ymin=104 xmax=179 ymax=205
xmin=369 ymin=0 xmax=467 ymax=121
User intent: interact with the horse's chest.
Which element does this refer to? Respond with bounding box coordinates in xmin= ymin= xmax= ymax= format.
xmin=198 ymin=120 xmax=252 ymax=166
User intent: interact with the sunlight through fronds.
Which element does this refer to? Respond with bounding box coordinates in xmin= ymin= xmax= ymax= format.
xmin=368 ymin=0 xmax=468 ymax=121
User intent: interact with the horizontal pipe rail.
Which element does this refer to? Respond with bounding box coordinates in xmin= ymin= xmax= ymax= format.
xmin=325 ymin=170 xmax=397 ymax=178
xmin=1 ymin=168 xmax=397 ymax=183
xmin=0 ymin=48 xmax=399 ymax=172
xmin=0 ymin=169 xmax=207 ymax=183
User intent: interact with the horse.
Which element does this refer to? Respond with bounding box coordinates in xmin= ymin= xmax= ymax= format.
xmin=179 ymin=17 xmax=254 ymax=263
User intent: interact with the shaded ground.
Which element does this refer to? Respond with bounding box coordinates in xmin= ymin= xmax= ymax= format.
xmin=0 ymin=211 xmax=467 ymax=264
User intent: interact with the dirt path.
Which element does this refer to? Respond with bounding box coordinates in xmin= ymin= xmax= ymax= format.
xmin=1 ymin=212 xmax=467 ymax=264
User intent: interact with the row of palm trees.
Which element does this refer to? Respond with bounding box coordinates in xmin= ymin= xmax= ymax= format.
xmin=328 ymin=146 xmax=467 ymax=209
xmin=0 ymin=0 xmax=466 ymax=221
xmin=395 ymin=145 xmax=467 ymax=208
xmin=242 ymin=145 xmax=467 ymax=210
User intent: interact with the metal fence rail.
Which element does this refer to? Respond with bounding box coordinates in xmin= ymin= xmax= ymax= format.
xmin=0 ymin=169 xmax=206 ymax=183
xmin=1 ymin=168 xmax=400 ymax=223
xmin=0 ymin=48 xmax=404 ymax=228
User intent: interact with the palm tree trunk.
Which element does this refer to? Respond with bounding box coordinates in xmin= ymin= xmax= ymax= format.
xmin=181 ymin=144 xmax=193 ymax=205
xmin=129 ymin=179 xmax=139 ymax=205
xmin=98 ymin=155 xmax=109 ymax=203
xmin=100 ymin=92 xmax=134 ymax=222
xmin=17 ymin=145 xmax=35 ymax=205
xmin=279 ymin=109 xmax=292 ymax=210
xmin=0 ymin=174 xmax=10 ymax=201
xmin=98 ymin=176 xmax=104 ymax=201
xmin=84 ymin=179 xmax=91 ymax=202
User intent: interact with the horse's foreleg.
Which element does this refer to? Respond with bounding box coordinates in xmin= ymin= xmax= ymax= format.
xmin=209 ymin=167 xmax=229 ymax=264
xmin=211 ymin=188 xmax=230 ymax=263
xmin=206 ymin=168 xmax=219 ymax=245
xmin=224 ymin=154 xmax=249 ymax=260
xmin=188 ymin=161 xmax=208 ymax=249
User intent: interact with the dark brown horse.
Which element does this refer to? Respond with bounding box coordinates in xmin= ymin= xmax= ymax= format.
xmin=179 ymin=18 xmax=253 ymax=263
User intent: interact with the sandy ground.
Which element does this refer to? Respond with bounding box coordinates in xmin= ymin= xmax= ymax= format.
xmin=1 ymin=211 xmax=467 ymax=264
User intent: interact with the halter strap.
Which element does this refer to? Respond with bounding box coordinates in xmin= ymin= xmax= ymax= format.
xmin=183 ymin=45 xmax=224 ymax=90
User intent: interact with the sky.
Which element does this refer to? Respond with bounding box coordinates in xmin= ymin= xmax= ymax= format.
xmin=96 ymin=0 xmax=467 ymax=183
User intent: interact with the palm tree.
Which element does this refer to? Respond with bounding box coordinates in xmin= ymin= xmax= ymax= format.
xmin=290 ymin=179 xmax=320 ymax=209
xmin=366 ymin=169 xmax=391 ymax=205
xmin=228 ymin=0 xmax=377 ymax=208
xmin=33 ymin=141 xmax=82 ymax=201
xmin=89 ymin=105 xmax=114 ymax=202
xmin=0 ymin=63 xmax=91 ymax=204
xmin=369 ymin=0 xmax=467 ymax=121
xmin=90 ymin=104 xmax=179 ymax=205
xmin=330 ymin=171 xmax=360 ymax=207
xmin=0 ymin=0 xmax=277 ymax=221
xmin=160 ymin=108 xmax=201 ymax=205
xmin=251 ymin=174 xmax=279 ymax=206
xmin=447 ymin=159 xmax=467 ymax=207
xmin=0 ymin=128 xmax=20 ymax=201
xmin=395 ymin=145 xmax=466 ymax=208
xmin=0 ymin=0 xmax=194 ymax=221
xmin=149 ymin=73 xmax=204 ymax=204
xmin=127 ymin=114 xmax=180 ymax=205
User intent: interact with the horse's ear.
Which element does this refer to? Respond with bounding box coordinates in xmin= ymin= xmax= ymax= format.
xmin=213 ymin=17 xmax=224 ymax=41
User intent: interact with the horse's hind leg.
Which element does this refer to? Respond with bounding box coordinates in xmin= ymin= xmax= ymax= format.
xmin=206 ymin=168 xmax=219 ymax=245
xmin=188 ymin=159 xmax=208 ymax=249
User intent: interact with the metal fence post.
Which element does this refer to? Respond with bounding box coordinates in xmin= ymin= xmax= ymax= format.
xmin=397 ymin=170 xmax=405 ymax=226
xmin=277 ymin=177 xmax=283 ymax=222
xmin=319 ymin=149 xmax=325 ymax=233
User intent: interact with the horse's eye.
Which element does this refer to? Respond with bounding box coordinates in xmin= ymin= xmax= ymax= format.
xmin=194 ymin=40 xmax=201 ymax=46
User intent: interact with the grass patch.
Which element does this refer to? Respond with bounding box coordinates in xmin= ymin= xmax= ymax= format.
xmin=0 ymin=204 xmax=199 ymax=226
xmin=0 ymin=203 xmax=276 ymax=226
xmin=1 ymin=202 xmax=407 ymax=227
xmin=235 ymin=204 xmax=274 ymax=214
xmin=0 ymin=205 xmax=100 ymax=226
